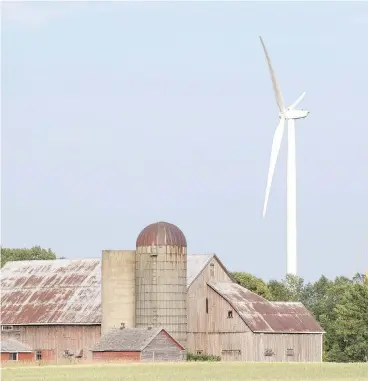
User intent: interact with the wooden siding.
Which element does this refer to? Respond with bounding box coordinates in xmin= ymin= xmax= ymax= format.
xmin=187 ymin=256 xmax=233 ymax=334
xmin=141 ymin=330 xmax=185 ymax=361
xmin=1 ymin=325 xmax=101 ymax=360
xmin=253 ymin=333 xmax=323 ymax=362
xmin=188 ymin=282 xmax=254 ymax=361
xmin=188 ymin=256 xmax=237 ymax=355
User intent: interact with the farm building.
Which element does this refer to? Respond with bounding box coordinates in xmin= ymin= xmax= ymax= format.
xmin=0 ymin=338 xmax=34 ymax=362
xmin=0 ymin=221 xmax=324 ymax=362
xmin=91 ymin=326 xmax=185 ymax=361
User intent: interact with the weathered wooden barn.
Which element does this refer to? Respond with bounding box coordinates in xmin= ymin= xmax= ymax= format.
xmin=0 ymin=338 xmax=34 ymax=362
xmin=92 ymin=327 xmax=185 ymax=361
xmin=0 ymin=221 xmax=324 ymax=362
xmin=1 ymin=259 xmax=101 ymax=360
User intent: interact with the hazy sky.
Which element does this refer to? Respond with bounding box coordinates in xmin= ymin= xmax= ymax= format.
xmin=2 ymin=1 xmax=367 ymax=282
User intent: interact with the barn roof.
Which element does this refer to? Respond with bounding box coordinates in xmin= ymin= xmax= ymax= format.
xmin=0 ymin=338 xmax=32 ymax=353
xmin=208 ymin=281 xmax=324 ymax=334
xmin=1 ymin=254 xmax=213 ymax=325
xmin=91 ymin=327 xmax=184 ymax=352
xmin=187 ymin=254 xmax=214 ymax=286
xmin=1 ymin=259 xmax=101 ymax=325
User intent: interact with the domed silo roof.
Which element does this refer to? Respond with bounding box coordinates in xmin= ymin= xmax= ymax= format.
xmin=136 ymin=221 xmax=187 ymax=247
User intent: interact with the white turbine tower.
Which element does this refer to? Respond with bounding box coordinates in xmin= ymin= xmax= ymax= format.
xmin=259 ymin=36 xmax=309 ymax=276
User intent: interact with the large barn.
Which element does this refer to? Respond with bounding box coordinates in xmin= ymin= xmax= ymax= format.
xmin=0 ymin=221 xmax=324 ymax=362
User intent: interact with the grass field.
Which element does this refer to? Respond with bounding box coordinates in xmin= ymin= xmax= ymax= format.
xmin=2 ymin=362 xmax=368 ymax=381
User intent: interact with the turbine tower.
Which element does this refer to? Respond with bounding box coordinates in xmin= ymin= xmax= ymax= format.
xmin=259 ymin=36 xmax=309 ymax=276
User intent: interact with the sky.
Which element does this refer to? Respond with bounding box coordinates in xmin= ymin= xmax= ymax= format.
xmin=1 ymin=1 xmax=368 ymax=282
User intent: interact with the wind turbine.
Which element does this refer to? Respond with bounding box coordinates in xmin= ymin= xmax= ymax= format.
xmin=259 ymin=36 xmax=309 ymax=276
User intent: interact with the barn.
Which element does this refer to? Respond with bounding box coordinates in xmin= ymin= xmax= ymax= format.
xmin=0 ymin=221 xmax=324 ymax=362
xmin=0 ymin=259 xmax=101 ymax=361
xmin=0 ymin=338 xmax=34 ymax=362
xmin=92 ymin=326 xmax=185 ymax=361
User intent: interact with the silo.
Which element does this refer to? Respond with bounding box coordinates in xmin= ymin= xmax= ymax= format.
xmin=135 ymin=221 xmax=187 ymax=348
xmin=101 ymin=250 xmax=136 ymax=335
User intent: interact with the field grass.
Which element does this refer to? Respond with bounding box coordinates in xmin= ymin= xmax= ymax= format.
xmin=2 ymin=362 xmax=368 ymax=381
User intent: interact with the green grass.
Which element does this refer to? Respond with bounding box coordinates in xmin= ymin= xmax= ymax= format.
xmin=2 ymin=362 xmax=368 ymax=381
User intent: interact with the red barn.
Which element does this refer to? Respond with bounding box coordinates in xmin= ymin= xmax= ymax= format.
xmin=1 ymin=338 xmax=34 ymax=362
xmin=91 ymin=326 xmax=185 ymax=361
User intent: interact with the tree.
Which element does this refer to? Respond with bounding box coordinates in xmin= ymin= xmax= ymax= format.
xmin=1 ymin=246 xmax=56 ymax=267
xmin=231 ymin=272 xmax=273 ymax=300
xmin=267 ymin=279 xmax=293 ymax=301
xmin=332 ymin=283 xmax=368 ymax=362
xmin=308 ymin=276 xmax=359 ymax=362
xmin=352 ymin=272 xmax=366 ymax=285
xmin=302 ymin=275 xmax=332 ymax=319
xmin=267 ymin=274 xmax=305 ymax=302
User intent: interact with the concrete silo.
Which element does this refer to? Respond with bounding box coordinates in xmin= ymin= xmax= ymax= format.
xmin=135 ymin=221 xmax=187 ymax=348
xmin=101 ymin=250 xmax=136 ymax=335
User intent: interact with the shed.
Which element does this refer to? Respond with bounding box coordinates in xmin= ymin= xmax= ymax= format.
xmin=0 ymin=339 xmax=33 ymax=362
xmin=91 ymin=326 xmax=185 ymax=362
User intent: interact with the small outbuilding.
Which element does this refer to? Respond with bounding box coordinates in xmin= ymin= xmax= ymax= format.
xmin=0 ymin=338 xmax=34 ymax=362
xmin=91 ymin=326 xmax=185 ymax=362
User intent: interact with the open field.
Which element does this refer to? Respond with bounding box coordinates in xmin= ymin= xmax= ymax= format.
xmin=2 ymin=362 xmax=368 ymax=381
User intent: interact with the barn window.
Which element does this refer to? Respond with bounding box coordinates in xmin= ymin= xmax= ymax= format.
xmin=210 ymin=263 xmax=215 ymax=277
xmin=205 ymin=297 xmax=209 ymax=313
xmin=2 ymin=325 xmax=13 ymax=331
xmin=227 ymin=310 xmax=233 ymax=318
xmin=264 ymin=349 xmax=274 ymax=356
xmin=9 ymin=353 xmax=17 ymax=361
xmin=36 ymin=350 xmax=42 ymax=360
xmin=196 ymin=350 xmax=203 ymax=355
xmin=286 ymin=348 xmax=294 ymax=356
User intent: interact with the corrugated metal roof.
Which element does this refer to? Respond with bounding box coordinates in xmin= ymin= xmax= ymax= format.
xmin=136 ymin=222 xmax=187 ymax=247
xmin=0 ymin=339 xmax=32 ymax=353
xmin=208 ymin=281 xmax=324 ymax=334
xmin=1 ymin=259 xmax=101 ymax=325
xmin=1 ymin=254 xmax=210 ymax=325
xmin=92 ymin=327 xmax=163 ymax=351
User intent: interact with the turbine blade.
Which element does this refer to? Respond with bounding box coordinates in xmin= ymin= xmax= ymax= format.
xmin=263 ymin=117 xmax=286 ymax=217
xmin=289 ymin=92 xmax=306 ymax=110
xmin=259 ymin=36 xmax=285 ymax=111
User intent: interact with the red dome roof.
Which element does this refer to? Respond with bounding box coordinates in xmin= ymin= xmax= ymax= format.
xmin=136 ymin=221 xmax=187 ymax=247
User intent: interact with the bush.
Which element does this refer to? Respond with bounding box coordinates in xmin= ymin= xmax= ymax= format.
xmin=187 ymin=352 xmax=221 ymax=362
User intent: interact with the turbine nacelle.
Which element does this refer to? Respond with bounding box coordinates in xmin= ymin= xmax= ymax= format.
xmin=280 ymin=109 xmax=309 ymax=120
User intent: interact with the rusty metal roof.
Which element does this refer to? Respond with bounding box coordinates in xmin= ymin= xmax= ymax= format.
xmin=136 ymin=221 xmax=187 ymax=247
xmin=91 ymin=327 xmax=184 ymax=352
xmin=1 ymin=259 xmax=101 ymax=325
xmin=0 ymin=338 xmax=32 ymax=353
xmin=1 ymin=254 xmax=209 ymax=325
xmin=208 ymin=282 xmax=324 ymax=334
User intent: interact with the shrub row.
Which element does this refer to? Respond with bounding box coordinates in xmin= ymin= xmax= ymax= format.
xmin=187 ymin=352 xmax=221 ymax=362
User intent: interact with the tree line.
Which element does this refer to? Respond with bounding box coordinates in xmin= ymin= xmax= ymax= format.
xmin=1 ymin=247 xmax=367 ymax=362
